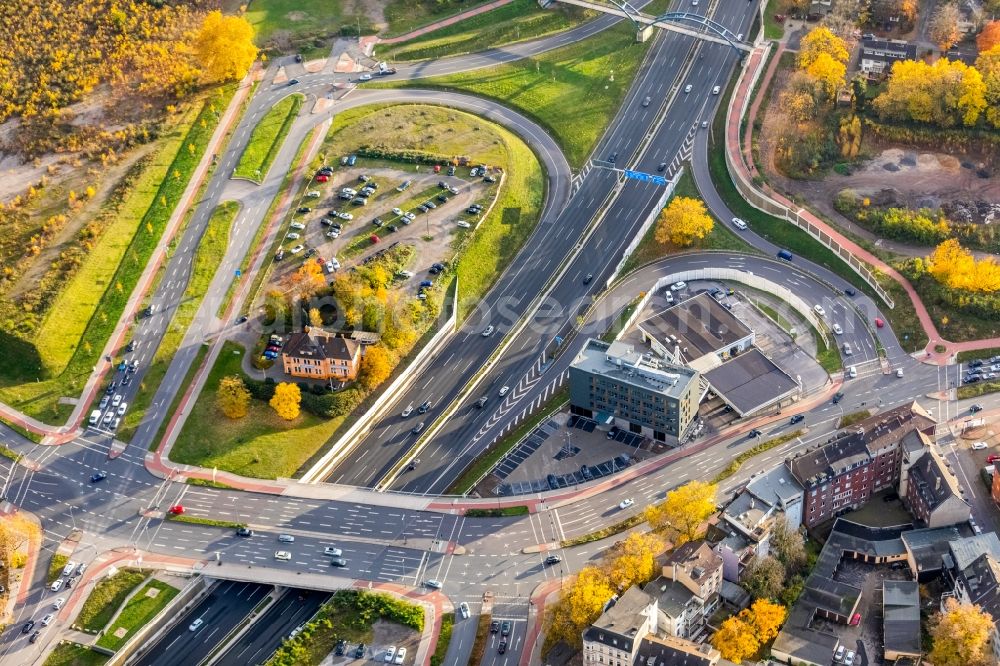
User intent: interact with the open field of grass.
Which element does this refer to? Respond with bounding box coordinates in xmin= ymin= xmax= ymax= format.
xmin=234 ymin=95 xmax=303 ymax=182
xmin=96 ymin=580 xmax=178 ymax=651
xmin=383 ymin=0 xmax=495 ymax=38
xmin=74 ymin=569 xmax=146 ymax=634
xmin=379 ymin=2 xmax=591 ymax=61
xmin=245 ymin=0 xmax=374 ymax=53
xmin=369 ymin=21 xmax=653 ymax=168
xmin=42 ymin=643 xmax=108 ymax=666
xmin=118 ymin=201 xmax=238 ymax=442
xmin=149 ymin=343 xmax=208 ymax=452
xmin=764 ymin=0 xmax=785 ymax=40
xmin=621 ymin=167 xmax=757 ymax=275
xmin=0 ymin=85 xmax=237 ymax=423
xmin=170 ymin=341 xmax=346 ymax=479
xmin=320 ymin=104 xmax=544 ymax=318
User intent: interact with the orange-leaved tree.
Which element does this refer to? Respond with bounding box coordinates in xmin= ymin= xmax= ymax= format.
xmin=193 ymin=11 xmax=258 ymax=83
xmin=269 ymin=382 xmax=301 ymax=420
xmin=654 ymin=196 xmax=714 ymax=247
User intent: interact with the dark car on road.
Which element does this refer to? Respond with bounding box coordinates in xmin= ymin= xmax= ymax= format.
xmin=22 ymin=620 xmax=35 ymax=634
xmin=498 ymin=640 xmax=507 ymax=654
xmin=501 ymin=621 xmax=511 ymax=636
xmin=90 ymin=471 xmax=107 ymax=483
xmin=789 ymin=414 xmax=805 ymax=425
xmin=330 ymin=558 xmax=348 ymax=567
xmin=355 ymin=643 xmax=366 ymax=658
xmin=583 ymin=273 xmax=593 ymax=284
xmin=544 ymin=555 xmax=562 ymax=565
xmin=971 ymin=404 xmax=984 ymax=413
xmin=490 ymin=621 xmax=499 ymax=633
xmin=236 ymin=527 xmax=254 ymax=537
xmin=832 ymin=392 xmax=844 ymax=403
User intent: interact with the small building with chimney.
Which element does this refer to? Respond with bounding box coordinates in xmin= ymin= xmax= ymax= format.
xmin=281 ymin=327 xmax=362 ymax=381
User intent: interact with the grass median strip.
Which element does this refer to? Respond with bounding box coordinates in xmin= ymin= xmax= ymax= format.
xmin=838 ymin=410 xmax=871 ymax=428
xmin=958 ymin=379 xmax=1000 ymax=400
xmin=42 ymin=643 xmax=109 ymax=666
xmin=96 ymin=580 xmax=179 ymax=652
xmin=166 ymin=514 xmax=246 ymax=529
xmin=561 ymin=513 xmax=646 ymax=548
xmin=0 ymin=444 xmax=23 ymax=463
xmin=234 ymin=94 xmax=303 ymax=182
xmin=119 ymin=201 xmax=238 ymax=442
xmin=73 ymin=569 xmax=147 ymax=634
xmin=47 ymin=554 xmax=69 ymax=584
xmin=430 ymin=612 xmax=455 ymax=666
xmin=466 ymin=506 xmax=529 ymax=517
xmin=712 ymin=429 xmax=805 ymax=483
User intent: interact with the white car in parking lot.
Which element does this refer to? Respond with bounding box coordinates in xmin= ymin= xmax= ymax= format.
xmin=290 ymin=222 xmax=305 ymax=230
xmin=457 ymin=220 xmax=471 ymax=229
xmin=670 ymin=281 xmax=686 ymax=292
xmin=392 ymin=207 xmax=404 ymax=216
xmin=290 ymin=245 xmax=304 ymax=254
xmin=326 ymin=230 xmax=340 ymax=238
xmin=404 ymin=212 xmax=416 ymax=221
xmin=286 ymin=232 xmax=300 ymax=240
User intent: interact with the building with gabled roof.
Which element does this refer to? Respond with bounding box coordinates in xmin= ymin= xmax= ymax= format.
xmin=582 ymin=586 xmax=656 ymax=666
xmin=904 ymin=447 xmax=970 ymax=528
xmin=281 ymin=327 xmax=361 ymax=381
xmin=883 ymin=581 xmax=921 ymax=660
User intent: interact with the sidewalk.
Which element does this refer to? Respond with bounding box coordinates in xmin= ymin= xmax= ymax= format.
xmin=731 ymin=43 xmax=1000 ymax=363
xmin=377 ymin=0 xmax=514 ymax=45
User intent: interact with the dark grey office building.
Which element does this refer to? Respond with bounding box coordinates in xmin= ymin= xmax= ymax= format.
xmin=568 ymin=339 xmax=700 ymax=441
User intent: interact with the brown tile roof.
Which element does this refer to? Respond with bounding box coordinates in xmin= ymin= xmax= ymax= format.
xmin=282 ymin=329 xmax=359 ymax=363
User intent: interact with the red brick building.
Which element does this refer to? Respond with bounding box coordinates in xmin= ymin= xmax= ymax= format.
xmin=786 ymin=403 xmax=935 ymax=529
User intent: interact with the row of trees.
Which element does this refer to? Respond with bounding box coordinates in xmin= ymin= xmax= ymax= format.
xmin=217 ymin=376 xmax=305 ymax=421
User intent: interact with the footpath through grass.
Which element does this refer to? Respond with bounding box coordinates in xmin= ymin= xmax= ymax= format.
xmin=170 ymin=341 xmax=343 ymax=479
xmin=118 ymin=201 xmax=238 ymax=442
xmin=369 ymin=21 xmax=653 ymax=167
xmin=234 ymin=95 xmax=303 ymax=182
xmin=42 ymin=643 xmax=108 ymax=666
xmin=0 ymin=85 xmax=237 ymax=423
xmin=379 ymin=2 xmax=591 ymax=61
xmin=266 ymin=590 xmax=423 ymax=665
xmin=73 ymin=569 xmax=146 ymax=634
xmin=96 ymin=580 xmax=179 ymax=651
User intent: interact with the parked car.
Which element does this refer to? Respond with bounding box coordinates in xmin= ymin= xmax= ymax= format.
xmin=457 ymin=220 xmax=471 ymax=229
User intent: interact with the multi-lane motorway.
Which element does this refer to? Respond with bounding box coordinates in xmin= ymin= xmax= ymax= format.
xmin=0 ymin=1 xmax=990 ymax=665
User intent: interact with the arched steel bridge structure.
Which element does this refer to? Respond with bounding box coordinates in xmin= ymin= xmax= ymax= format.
xmin=546 ymin=0 xmax=753 ymax=51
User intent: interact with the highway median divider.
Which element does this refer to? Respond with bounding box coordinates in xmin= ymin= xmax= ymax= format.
xmin=712 ymin=429 xmax=804 ymax=483
xmin=165 ymin=515 xmax=246 ymax=530
xmin=465 ymin=506 xmax=529 ymax=517
xmin=560 ymin=513 xmax=646 ymax=548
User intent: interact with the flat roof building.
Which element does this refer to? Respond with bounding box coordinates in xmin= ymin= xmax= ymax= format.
xmin=637 ymin=293 xmax=754 ymax=371
xmin=569 ymin=339 xmax=700 ymax=441
xmin=703 ymin=349 xmax=799 ymax=416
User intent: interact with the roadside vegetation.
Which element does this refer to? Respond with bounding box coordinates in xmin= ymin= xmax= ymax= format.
xmin=118 ymin=201 xmax=239 ymax=442
xmin=370 ymin=21 xmax=655 ymax=167
xmin=0 ymin=85 xmax=238 ymax=424
xmin=234 ymin=94 xmax=303 ymax=182
xmin=266 ymin=590 xmax=423 ymax=665
xmin=47 ymin=553 xmax=69 ymax=584
xmin=430 ymin=613 xmax=455 ymax=666
xmin=959 ymin=379 xmax=1000 ymax=400
xmin=378 ymin=3 xmax=593 ymax=61
xmin=713 ymin=430 xmax=805 ymax=483
xmin=73 ymin=569 xmax=147 ymax=634
xmin=96 ymin=580 xmax=179 ymax=651
xmin=42 ymin=643 xmax=108 ymax=666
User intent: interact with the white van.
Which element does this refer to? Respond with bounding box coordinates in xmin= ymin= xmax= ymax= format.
xmin=89 ymin=410 xmax=102 ymax=426
xmin=848 ymin=366 xmax=857 ymax=379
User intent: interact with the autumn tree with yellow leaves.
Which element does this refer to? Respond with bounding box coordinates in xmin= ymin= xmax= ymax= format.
xmin=929 ymin=598 xmax=994 ymax=666
xmin=711 ymin=600 xmax=788 ymax=663
xmin=798 ymin=27 xmax=849 ymax=101
xmin=216 ymin=375 xmax=250 ymax=419
xmin=269 ymin=382 xmax=302 ymax=420
xmin=926 ymin=239 xmax=1000 ymax=293
xmin=874 ymin=58 xmax=987 ymax=127
xmin=546 ymin=566 xmax=615 ymax=647
xmin=358 ymin=346 xmax=394 ymax=391
xmin=645 ymin=480 xmax=717 ymax=544
xmin=606 ymin=532 xmax=663 ymax=591
xmin=654 ymin=197 xmax=714 ymax=247
xmin=192 ymin=11 xmax=258 ymax=84
xmin=976 ymin=47 xmax=1000 ymax=128
xmin=0 ymin=513 xmax=40 ymax=570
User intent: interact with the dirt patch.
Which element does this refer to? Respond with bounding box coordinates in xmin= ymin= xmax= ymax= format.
xmin=348 ymin=0 xmax=388 ymax=32
xmin=370 ymin=618 xmax=421 ymax=659
xmin=286 ymin=10 xmax=308 ymax=21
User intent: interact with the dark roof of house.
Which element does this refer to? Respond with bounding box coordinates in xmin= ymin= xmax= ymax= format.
xmin=583 ymin=586 xmax=652 ymax=651
xmin=859 ymin=39 xmax=918 ymax=63
xmin=703 ymin=349 xmax=798 ymax=415
xmin=883 ymin=581 xmax=921 ymax=656
xmin=949 ymin=533 xmax=1000 ymax=571
xmin=664 ymin=541 xmax=723 ymax=582
xmin=637 ymin=293 xmax=752 ymax=360
xmin=955 ymin=553 xmax=1000 ymax=626
xmin=282 ymin=329 xmax=360 ymax=363
xmin=908 ymin=450 xmax=965 ymax=514
xmin=643 ymin=578 xmax=697 ymax=617
xmin=635 ymin=635 xmax=720 ymax=666
xmin=901 ymin=525 xmax=963 ymax=573
xmin=786 ymin=403 xmax=934 ymax=487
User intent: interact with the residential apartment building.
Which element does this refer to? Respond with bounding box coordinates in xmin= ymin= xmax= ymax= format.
xmin=281 ymin=327 xmax=361 ymax=381
xmin=582 ymin=586 xmax=657 ymax=666
xmin=634 ymin=635 xmax=721 ymax=666
xmin=945 ymin=543 xmax=1000 ymax=663
xmin=643 ymin=541 xmax=724 ymax=640
xmin=858 ymin=39 xmax=918 ymax=78
xmin=903 ymin=448 xmax=970 ymax=528
xmin=786 ymin=403 xmax=934 ymax=528
xmin=569 ymin=339 xmax=700 ymax=441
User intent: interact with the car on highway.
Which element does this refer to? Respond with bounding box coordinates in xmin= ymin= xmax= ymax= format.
xmin=482 ymin=325 xmax=494 ymax=337
xmin=411 ymin=422 xmax=425 ymax=435
xmin=385 ymin=646 xmax=396 ymax=662
xmin=973 ymin=441 xmax=988 ymax=450
xmin=274 ymin=551 xmax=292 ymax=561
xmin=895 ymin=368 xmax=904 ymax=378
xmin=731 ymin=217 xmax=747 ymax=230
xmin=330 ymin=558 xmax=348 ymax=567
xmin=607 ymin=152 xmax=617 ymax=163
xmin=712 ymin=85 xmax=720 ymax=94
xmin=971 ymin=404 xmax=984 ymax=413
xmin=642 ymin=96 xmax=651 ymax=107
xmin=189 ymin=618 xmax=204 ymax=632
xmin=53 ymin=597 xmax=66 ymax=610
xmin=832 ymin=392 xmax=844 ymax=404
xmin=90 ymin=471 xmax=107 ymax=483
xmin=790 ymin=414 xmax=805 ymax=425
xmin=499 ymin=386 xmax=510 ymax=397
xmin=323 ymin=546 xmax=343 ymax=557
xmin=50 ymin=579 xmax=64 ymax=592
xmin=544 ymin=555 xmax=562 ymax=565
xmin=401 ymin=404 xmax=413 ymax=417
xmin=501 ymin=620 xmax=511 ymax=636
xmin=236 ymin=527 xmax=254 ymax=537
xmin=278 ymin=534 xmax=295 ymax=543
xmin=875 ymin=317 xmax=885 ymax=328
xmin=833 ymin=323 xmax=843 ymax=335
xmin=491 ymin=621 xmax=500 ymax=633
xmin=394 ymin=647 xmax=407 ymax=663
xmin=843 ymin=342 xmax=853 ymax=356
xmin=657 ymin=162 xmax=667 ymax=171
xmin=424 ymin=579 xmax=443 ymax=590
xmin=619 ymin=498 xmax=635 ymax=509
xmin=457 ymin=220 xmax=471 ymax=229
xmin=41 ymin=613 xmax=54 ymax=627
xmin=813 ymin=304 xmax=826 ymax=317
xmin=168 ymin=505 xmax=184 ymax=515
xmin=684 ymin=84 xmax=693 ymax=93
xmin=22 ymin=620 xmax=35 ymax=634
xmin=418 ymin=401 xmax=432 ymax=414
xmin=670 ymin=281 xmax=686 ymax=291
xmin=583 ymin=273 xmax=593 ymax=284
xmin=499 ymin=640 xmax=507 ymax=654
xmin=459 ymin=602 xmax=470 ymax=619
xmin=475 ymin=396 xmax=488 ymax=408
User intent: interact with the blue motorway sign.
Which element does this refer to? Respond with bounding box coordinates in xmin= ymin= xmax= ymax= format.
xmin=623 ymin=169 xmax=668 ymax=186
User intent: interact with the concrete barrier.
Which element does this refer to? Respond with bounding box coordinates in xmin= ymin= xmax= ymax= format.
xmin=118 ymin=574 xmax=208 ymax=666
xmin=608 ymin=167 xmax=682 ymax=287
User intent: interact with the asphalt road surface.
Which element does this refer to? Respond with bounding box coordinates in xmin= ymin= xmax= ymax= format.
xmin=214 ymin=587 xmax=330 ymax=666
xmin=132 ymin=580 xmax=270 ymax=666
